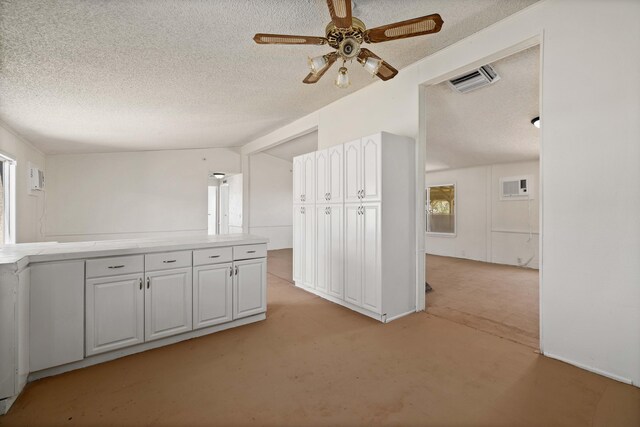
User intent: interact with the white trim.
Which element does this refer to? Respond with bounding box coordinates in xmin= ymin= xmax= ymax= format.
xmin=28 ymin=313 xmax=266 ymax=382
xmin=544 ymin=352 xmax=633 ymax=386
xmin=385 ymin=310 xmax=415 ymax=323
xmin=0 ymin=394 xmax=18 ymax=416
xmin=294 ymin=283 xmax=386 ymax=323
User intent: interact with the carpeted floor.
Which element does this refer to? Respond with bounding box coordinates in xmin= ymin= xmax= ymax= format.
xmin=426 ymin=254 xmax=539 ymax=348
xmin=1 ymin=251 xmax=638 ymax=426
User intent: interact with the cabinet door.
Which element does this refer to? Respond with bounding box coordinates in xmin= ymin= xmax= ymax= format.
xmin=315 ymin=205 xmax=329 ymax=294
xmin=145 ymin=268 xmax=193 ymax=341
xmin=361 ymin=204 xmax=382 ymax=313
xmin=327 ymin=144 xmax=344 ymax=203
xmin=315 ymin=149 xmax=329 ymax=204
xmin=86 ymin=273 xmax=144 ymax=356
xmin=344 ymin=204 xmax=362 ymax=305
xmin=193 ymin=263 xmax=233 ymax=329
xmin=344 ymin=140 xmax=361 ymax=204
xmin=233 ymin=259 xmax=267 ymax=319
xmin=30 ymin=261 xmax=85 ymax=371
xmin=327 ymin=205 xmax=344 ymax=299
xmin=361 ymin=134 xmax=382 ymax=202
xmin=302 ymin=153 xmax=315 ymax=203
xmin=302 ymin=206 xmax=315 ymax=288
xmin=293 ymin=206 xmax=304 ymax=283
xmin=293 ymin=155 xmax=305 ymax=203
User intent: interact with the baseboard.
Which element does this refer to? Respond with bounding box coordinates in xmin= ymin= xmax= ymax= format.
xmin=29 ymin=313 xmax=266 ymax=382
xmin=384 ymin=309 xmax=415 ymax=323
xmin=544 ymin=352 xmax=635 ymax=386
xmin=0 ymin=395 xmax=18 ymax=416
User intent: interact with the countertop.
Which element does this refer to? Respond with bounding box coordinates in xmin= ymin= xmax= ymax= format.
xmin=0 ymin=234 xmax=269 ymax=269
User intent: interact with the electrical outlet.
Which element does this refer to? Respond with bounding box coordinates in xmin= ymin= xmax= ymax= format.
xmin=517 ymin=257 xmax=522 ymax=264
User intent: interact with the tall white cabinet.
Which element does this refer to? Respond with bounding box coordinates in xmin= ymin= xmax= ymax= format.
xmin=293 ymin=132 xmax=416 ymax=323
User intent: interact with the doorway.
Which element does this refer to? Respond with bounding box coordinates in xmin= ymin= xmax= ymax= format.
xmin=423 ymin=45 xmax=541 ymax=349
xmin=208 ymin=172 xmax=242 ymax=235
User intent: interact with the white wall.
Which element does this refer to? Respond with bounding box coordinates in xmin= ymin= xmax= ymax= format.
xmin=45 ymin=148 xmax=240 ymax=241
xmin=227 ymin=174 xmax=243 ymax=233
xmin=0 ymin=122 xmax=46 ymax=243
xmin=248 ymin=153 xmax=293 ymax=250
xmin=241 ymin=0 xmax=640 ymax=386
xmin=426 ymin=161 xmax=539 ymax=268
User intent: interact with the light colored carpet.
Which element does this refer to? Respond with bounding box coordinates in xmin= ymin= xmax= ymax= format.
xmin=426 ymin=254 xmax=539 ymax=348
xmin=1 ymin=254 xmax=638 ymax=426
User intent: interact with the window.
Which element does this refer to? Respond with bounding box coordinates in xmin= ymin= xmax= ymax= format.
xmin=426 ymin=184 xmax=455 ymax=235
xmin=0 ymin=154 xmax=16 ymax=245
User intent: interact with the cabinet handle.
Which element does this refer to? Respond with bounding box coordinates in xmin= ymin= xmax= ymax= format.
xmin=230 ymin=266 xmax=233 ymax=277
xmin=235 ymin=266 xmax=239 ymax=276
xmin=247 ymin=250 xmax=256 ymax=254
xmin=328 ymin=192 xmax=331 ymax=200
xmin=163 ymin=259 xmax=177 ymax=263
xmin=108 ymin=265 xmax=125 ymax=269
xmin=209 ymin=255 xmax=220 ymax=258
xmin=139 ymin=278 xmax=142 ymax=290
xmin=327 ymin=207 xmax=331 ymax=214
xmin=146 ymin=277 xmax=150 ymax=289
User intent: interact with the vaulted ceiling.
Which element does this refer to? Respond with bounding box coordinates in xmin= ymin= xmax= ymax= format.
xmin=426 ymin=45 xmax=540 ymax=172
xmin=0 ymin=0 xmax=537 ymax=154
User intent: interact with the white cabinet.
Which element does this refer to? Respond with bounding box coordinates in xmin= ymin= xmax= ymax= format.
xmin=193 ymin=263 xmax=233 ymax=329
xmin=30 ymin=261 xmax=85 ymax=371
xmin=316 ymin=204 xmax=343 ymax=298
xmin=293 ymin=205 xmax=315 ymax=289
xmin=233 ymin=258 xmax=267 ymax=319
xmin=293 ymin=132 xmax=416 ymax=322
xmin=315 ymin=145 xmax=343 ymax=204
xmin=293 ymin=152 xmax=315 ymax=204
xmin=86 ymin=273 xmax=144 ymax=356
xmin=145 ymin=267 xmax=193 ymax=341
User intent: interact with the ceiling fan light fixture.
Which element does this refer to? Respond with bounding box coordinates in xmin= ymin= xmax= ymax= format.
xmin=531 ymin=116 xmax=540 ymax=128
xmin=335 ymin=67 xmax=350 ymax=88
xmin=308 ymin=55 xmax=328 ymax=75
xmin=212 ymin=172 xmax=226 ymax=179
xmin=362 ymin=57 xmax=382 ymax=76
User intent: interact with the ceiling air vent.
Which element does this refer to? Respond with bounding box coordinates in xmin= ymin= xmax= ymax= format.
xmin=448 ymin=64 xmax=500 ymax=94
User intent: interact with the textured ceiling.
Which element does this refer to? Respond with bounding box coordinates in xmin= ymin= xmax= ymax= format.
xmin=426 ymin=45 xmax=540 ymax=172
xmin=263 ymin=131 xmax=318 ymax=162
xmin=0 ymin=0 xmax=538 ymax=154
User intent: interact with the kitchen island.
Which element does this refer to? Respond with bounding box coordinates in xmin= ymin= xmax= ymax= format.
xmin=0 ymin=234 xmax=268 ymax=414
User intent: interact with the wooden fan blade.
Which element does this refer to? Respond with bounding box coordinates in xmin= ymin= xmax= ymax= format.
xmin=326 ymin=0 xmax=352 ymax=29
xmin=253 ymin=33 xmax=327 ymax=45
xmin=303 ymin=52 xmax=338 ymax=84
xmin=364 ymin=14 xmax=443 ymax=43
xmin=357 ymin=48 xmax=398 ymax=81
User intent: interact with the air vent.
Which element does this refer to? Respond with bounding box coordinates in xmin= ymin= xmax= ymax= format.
xmin=448 ymin=64 xmax=500 ymax=94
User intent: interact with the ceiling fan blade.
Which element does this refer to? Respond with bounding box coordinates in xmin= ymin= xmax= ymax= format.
xmin=303 ymin=52 xmax=338 ymax=84
xmin=357 ymin=48 xmax=398 ymax=81
xmin=326 ymin=0 xmax=352 ymax=29
xmin=364 ymin=14 xmax=443 ymax=43
xmin=253 ymin=33 xmax=327 ymax=45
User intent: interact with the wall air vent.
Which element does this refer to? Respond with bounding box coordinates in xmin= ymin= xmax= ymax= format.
xmin=448 ymin=64 xmax=500 ymax=94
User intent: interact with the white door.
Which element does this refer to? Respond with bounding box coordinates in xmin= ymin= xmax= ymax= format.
xmin=327 ymin=144 xmax=344 ymax=203
xmin=86 ymin=273 xmax=144 ymax=356
xmin=361 ymin=203 xmax=381 ymax=313
xmin=327 ymin=204 xmax=344 ymax=299
xmin=293 ymin=155 xmax=305 ymax=203
xmin=145 ymin=267 xmax=193 ymax=341
xmin=233 ymin=259 xmax=267 ymax=319
xmin=303 ymin=153 xmax=315 ymax=204
xmin=315 ymin=149 xmax=328 ymax=204
xmin=293 ymin=206 xmax=304 ymax=283
xmin=361 ymin=134 xmax=382 ymax=202
xmin=193 ymin=263 xmax=233 ymax=329
xmin=344 ymin=204 xmax=361 ymax=306
xmin=344 ymin=139 xmax=361 ymax=204
xmin=302 ymin=206 xmax=315 ymax=288
xmin=315 ymin=205 xmax=329 ymax=294
xmin=208 ymin=186 xmax=218 ymax=235
xmin=219 ymin=183 xmax=230 ymax=234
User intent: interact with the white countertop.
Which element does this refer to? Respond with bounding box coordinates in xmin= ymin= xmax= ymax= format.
xmin=0 ymin=234 xmax=269 ymax=268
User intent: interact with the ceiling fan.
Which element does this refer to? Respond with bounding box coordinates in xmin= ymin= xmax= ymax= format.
xmin=253 ymin=0 xmax=443 ymax=88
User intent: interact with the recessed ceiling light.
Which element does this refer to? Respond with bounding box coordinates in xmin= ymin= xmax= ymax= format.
xmin=531 ymin=116 xmax=540 ymax=128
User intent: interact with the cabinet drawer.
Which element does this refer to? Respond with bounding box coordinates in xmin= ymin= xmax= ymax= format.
xmin=193 ymin=247 xmax=233 ymax=266
xmin=233 ymin=244 xmax=267 ymax=261
xmin=86 ymin=255 xmax=144 ymax=278
xmin=145 ymin=250 xmax=192 ymax=271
